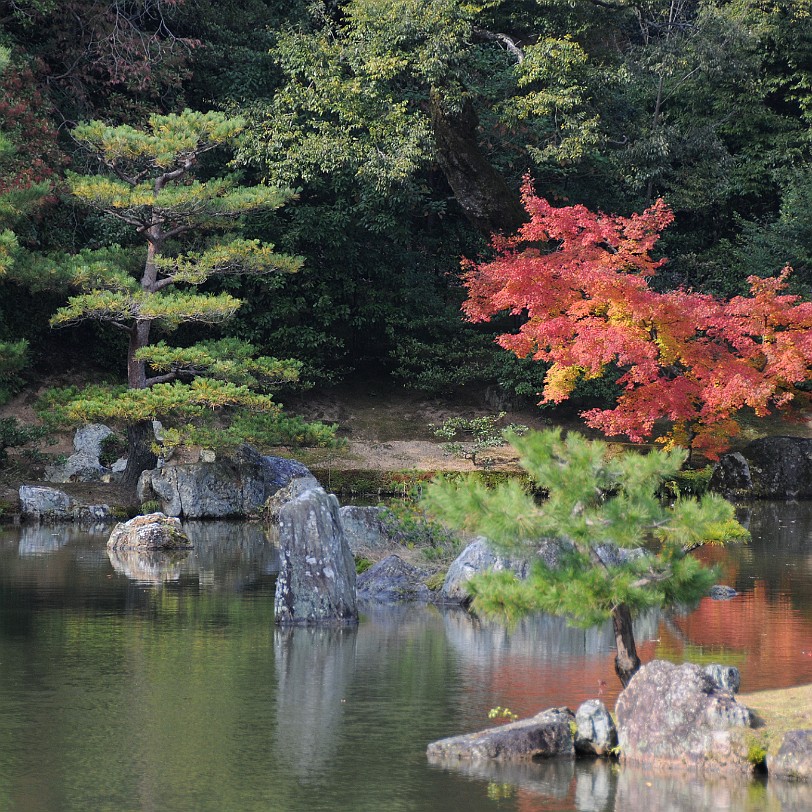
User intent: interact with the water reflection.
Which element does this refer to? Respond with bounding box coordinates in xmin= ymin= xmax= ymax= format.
xmin=274 ymin=626 xmax=358 ymax=779
xmin=0 ymin=505 xmax=812 ymax=812
xmin=107 ymin=546 xmax=190 ymax=583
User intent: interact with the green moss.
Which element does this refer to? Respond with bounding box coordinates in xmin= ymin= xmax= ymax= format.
xmin=355 ymin=556 xmax=373 ymax=574
xmin=424 ymin=571 xmax=446 ymax=591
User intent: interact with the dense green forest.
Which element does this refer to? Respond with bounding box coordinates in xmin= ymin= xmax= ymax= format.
xmin=0 ymin=0 xmax=809 ymax=420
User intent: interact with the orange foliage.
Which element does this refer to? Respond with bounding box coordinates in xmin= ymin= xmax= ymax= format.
xmin=463 ymin=178 xmax=812 ymax=457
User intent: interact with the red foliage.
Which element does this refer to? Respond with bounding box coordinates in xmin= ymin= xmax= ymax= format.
xmin=463 ymin=178 xmax=812 ymax=457
xmin=0 ymin=58 xmax=63 ymax=194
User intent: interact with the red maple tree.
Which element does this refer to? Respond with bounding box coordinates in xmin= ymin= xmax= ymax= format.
xmin=463 ymin=178 xmax=812 ymax=458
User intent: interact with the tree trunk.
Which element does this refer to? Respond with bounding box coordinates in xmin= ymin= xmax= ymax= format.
xmin=120 ymin=419 xmax=158 ymax=493
xmin=611 ymin=603 xmax=641 ymax=688
xmin=430 ymin=93 xmax=526 ymax=237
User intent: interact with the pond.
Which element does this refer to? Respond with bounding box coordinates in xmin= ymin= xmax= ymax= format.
xmin=0 ymin=501 xmax=811 ymax=812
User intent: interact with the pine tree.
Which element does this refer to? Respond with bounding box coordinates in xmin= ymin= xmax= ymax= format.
xmin=51 ymin=109 xmax=306 ymax=488
xmin=423 ymin=429 xmax=747 ymax=686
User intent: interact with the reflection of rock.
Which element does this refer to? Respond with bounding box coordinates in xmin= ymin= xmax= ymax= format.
xmin=427 ymin=756 xmax=576 ymax=801
xmin=709 ymin=585 xmax=737 ymax=600
xmin=616 ymin=660 xmax=754 ymax=773
xmin=107 ymin=547 xmax=190 ymax=584
xmin=16 ymin=525 xmax=72 ymax=556
xmin=442 ymin=605 xmax=660 ymax=662
xmin=426 ymin=707 xmax=574 ymax=760
xmin=274 ymin=487 xmax=357 ymax=625
xmin=107 ymin=513 xmax=192 ymax=550
xmin=273 ymin=625 xmax=358 ymax=777
xmin=614 ymin=763 xmax=762 ymax=812
xmin=183 ymin=521 xmax=280 ymax=578
xmin=574 ymin=759 xmax=615 ymax=812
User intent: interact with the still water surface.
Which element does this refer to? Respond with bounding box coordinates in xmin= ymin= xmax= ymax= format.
xmin=1 ymin=502 xmax=811 ymax=811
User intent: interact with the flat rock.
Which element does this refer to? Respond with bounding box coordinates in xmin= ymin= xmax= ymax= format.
xmin=768 ymin=730 xmax=812 ymax=782
xmin=427 ymin=707 xmax=575 ymax=761
xmin=107 ymin=513 xmax=192 ymax=550
xmin=615 ymin=660 xmax=754 ymax=773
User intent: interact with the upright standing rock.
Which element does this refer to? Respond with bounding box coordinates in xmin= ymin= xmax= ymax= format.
xmin=274 ymin=487 xmax=358 ymax=625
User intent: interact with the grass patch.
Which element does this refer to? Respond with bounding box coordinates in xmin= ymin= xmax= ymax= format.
xmin=740 ymin=684 xmax=812 ymax=756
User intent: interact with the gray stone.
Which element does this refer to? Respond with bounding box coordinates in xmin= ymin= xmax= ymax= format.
xmin=704 ymin=663 xmax=741 ymax=694
xmin=73 ymin=423 xmax=113 ymax=456
xmin=441 ymin=537 xmax=532 ymax=604
xmin=710 ymin=584 xmax=738 ymax=600
xmin=593 ymin=543 xmax=647 ymax=567
xmin=426 ymin=707 xmax=575 ymax=761
xmin=615 ymin=660 xmax=754 ymax=773
xmin=45 ymin=423 xmax=116 ymax=483
xmin=45 ymin=451 xmax=108 ymax=483
xmin=138 ymin=445 xmax=315 ymax=519
xmin=768 ymin=730 xmax=812 ymax=782
xmin=711 ymin=437 xmax=812 ymax=499
xmin=575 ymin=699 xmax=618 ymax=756
xmin=339 ymin=505 xmax=389 ymax=553
xmin=264 ymin=474 xmax=321 ymax=523
xmin=274 ymin=487 xmax=358 ymax=625
xmin=19 ymin=485 xmax=113 ymax=524
xmin=356 ymin=554 xmax=433 ymax=603
xmin=19 ymin=485 xmax=73 ymax=520
xmin=107 ymin=513 xmax=192 ymax=551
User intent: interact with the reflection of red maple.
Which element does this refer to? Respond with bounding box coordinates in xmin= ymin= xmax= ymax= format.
xmin=667 ymin=583 xmax=812 ymax=692
xmin=463 ymin=178 xmax=812 ymax=457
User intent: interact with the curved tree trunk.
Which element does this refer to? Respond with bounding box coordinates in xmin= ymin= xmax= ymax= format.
xmin=612 ymin=603 xmax=641 ymax=688
xmin=120 ymin=419 xmax=158 ymax=493
xmin=430 ymin=93 xmax=526 ymax=237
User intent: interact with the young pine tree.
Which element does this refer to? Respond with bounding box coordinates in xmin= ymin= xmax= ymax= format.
xmin=423 ymin=429 xmax=747 ymax=686
xmin=51 ymin=110 xmax=305 ymax=488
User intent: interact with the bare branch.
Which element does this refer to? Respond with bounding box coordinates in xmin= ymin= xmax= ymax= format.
xmin=472 ymin=27 xmax=525 ymax=64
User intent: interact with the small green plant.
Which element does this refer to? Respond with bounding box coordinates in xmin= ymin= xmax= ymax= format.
xmin=99 ymin=432 xmax=128 ymax=467
xmin=139 ymin=500 xmax=162 ymax=514
xmin=488 ymin=706 xmax=519 ymax=722
xmin=355 ymin=556 xmax=373 ymax=574
xmin=0 ymin=417 xmax=48 ymax=464
xmin=431 ymin=412 xmax=527 ymax=469
xmin=424 ymin=571 xmax=446 ymax=591
xmin=379 ymin=502 xmax=460 ymax=563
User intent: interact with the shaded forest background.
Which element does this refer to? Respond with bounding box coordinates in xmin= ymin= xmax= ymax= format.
xmin=1 ymin=0 xmax=809 ymax=407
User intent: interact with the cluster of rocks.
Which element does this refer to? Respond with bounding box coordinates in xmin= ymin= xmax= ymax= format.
xmin=428 ymin=659 xmax=812 ymax=784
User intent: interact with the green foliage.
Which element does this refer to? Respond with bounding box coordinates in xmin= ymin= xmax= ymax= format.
xmin=0 ymin=338 xmax=28 ymax=404
xmin=423 ymin=429 xmax=748 ymax=626
xmin=355 ymin=556 xmax=374 ymax=575
xmin=487 ymin=706 xmax=518 ymax=722
xmin=98 ymin=432 xmax=128 ymax=468
xmin=0 ymin=416 xmax=47 ymax=463
xmin=379 ymin=502 xmax=461 ymax=562
xmin=431 ymin=412 xmax=528 ymax=469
